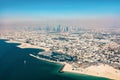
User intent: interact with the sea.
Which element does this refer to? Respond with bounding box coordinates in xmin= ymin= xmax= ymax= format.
xmin=0 ymin=39 xmax=110 ymax=80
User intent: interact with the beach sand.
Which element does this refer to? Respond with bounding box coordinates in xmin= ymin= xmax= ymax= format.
xmin=62 ymin=63 xmax=120 ymax=80
xmin=17 ymin=43 xmax=50 ymax=51
xmin=5 ymin=40 xmax=50 ymax=52
xmin=5 ymin=40 xmax=22 ymax=44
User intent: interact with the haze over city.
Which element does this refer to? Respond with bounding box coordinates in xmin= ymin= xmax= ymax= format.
xmin=0 ymin=0 xmax=120 ymax=29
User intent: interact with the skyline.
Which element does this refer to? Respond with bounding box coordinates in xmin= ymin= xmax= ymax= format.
xmin=0 ymin=0 xmax=120 ymax=28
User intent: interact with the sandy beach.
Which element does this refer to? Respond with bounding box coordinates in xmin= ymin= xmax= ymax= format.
xmin=5 ymin=40 xmax=50 ymax=52
xmin=5 ymin=40 xmax=22 ymax=44
xmin=17 ymin=43 xmax=50 ymax=51
xmin=62 ymin=63 xmax=120 ymax=80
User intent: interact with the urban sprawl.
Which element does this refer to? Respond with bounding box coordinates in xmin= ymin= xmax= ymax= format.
xmin=0 ymin=26 xmax=120 ymax=71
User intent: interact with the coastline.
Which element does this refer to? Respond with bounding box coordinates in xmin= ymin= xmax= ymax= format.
xmin=29 ymin=53 xmax=120 ymax=80
xmin=5 ymin=39 xmax=120 ymax=80
xmin=62 ymin=63 xmax=120 ymax=80
xmin=5 ymin=40 xmax=50 ymax=52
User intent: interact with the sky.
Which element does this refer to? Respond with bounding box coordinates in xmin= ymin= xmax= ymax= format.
xmin=0 ymin=0 xmax=120 ymax=28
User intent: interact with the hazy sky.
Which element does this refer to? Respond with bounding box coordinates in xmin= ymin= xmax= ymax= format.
xmin=0 ymin=0 xmax=120 ymax=27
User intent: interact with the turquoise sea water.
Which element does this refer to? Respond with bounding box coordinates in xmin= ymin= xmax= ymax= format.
xmin=0 ymin=39 xmax=110 ymax=80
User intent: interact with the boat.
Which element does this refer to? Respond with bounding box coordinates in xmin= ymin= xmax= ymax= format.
xmin=24 ymin=60 xmax=26 ymax=64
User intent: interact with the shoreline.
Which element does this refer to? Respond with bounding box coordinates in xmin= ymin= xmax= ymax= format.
xmin=61 ymin=63 xmax=120 ymax=80
xmin=29 ymin=53 xmax=120 ymax=80
xmin=5 ymin=40 xmax=50 ymax=52
xmin=4 ymin=39 xmax=120 ymax=80
xmin=29 ymin=53 xmax=65 ymax=73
